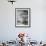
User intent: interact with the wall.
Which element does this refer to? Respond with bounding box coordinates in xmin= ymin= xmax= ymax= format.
xmin=0 ymin=0 xmax=46 ymax=42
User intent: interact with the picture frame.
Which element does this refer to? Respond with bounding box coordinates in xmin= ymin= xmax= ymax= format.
xmin=15 ymin=8 xmax=31 ymax=28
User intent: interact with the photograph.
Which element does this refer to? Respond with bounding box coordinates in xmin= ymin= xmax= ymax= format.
xmin=15 ymin=8 xmax=31 ymax=27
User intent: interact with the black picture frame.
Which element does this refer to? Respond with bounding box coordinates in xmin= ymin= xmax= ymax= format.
xmin=15 ymin=8 xmax=31 ymax=28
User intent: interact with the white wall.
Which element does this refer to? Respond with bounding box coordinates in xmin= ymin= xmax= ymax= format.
xmin=0 ymin=0 xmax=46 ymax=42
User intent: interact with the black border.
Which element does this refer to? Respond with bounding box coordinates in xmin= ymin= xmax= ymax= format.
xmin=15 ymin=8 xmax=31 ymax=28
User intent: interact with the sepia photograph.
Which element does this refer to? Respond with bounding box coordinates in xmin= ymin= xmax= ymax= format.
xmin=15 ymin=8 xmax=31 ymax=27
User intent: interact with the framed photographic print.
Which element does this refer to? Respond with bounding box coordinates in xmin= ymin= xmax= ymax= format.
xmin=15 ymin=8 xmax=31 ymax=27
